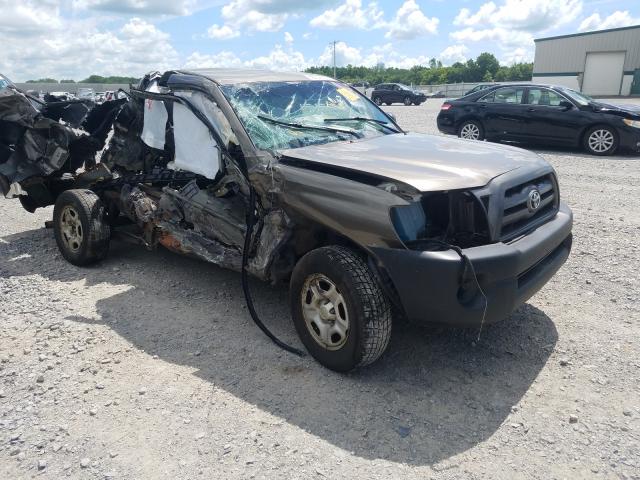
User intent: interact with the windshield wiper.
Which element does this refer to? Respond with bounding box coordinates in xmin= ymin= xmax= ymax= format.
xmin=257 ymin=115 xmax=361 ymax=138
xmin=323 ymin=117 xmax=400 ymax=133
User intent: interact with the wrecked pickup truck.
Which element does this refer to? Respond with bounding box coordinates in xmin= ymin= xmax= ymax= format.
xmin=0 ymin=69 xmax=572 ymax=371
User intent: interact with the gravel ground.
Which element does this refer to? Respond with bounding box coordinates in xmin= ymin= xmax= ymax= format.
xmin=1 ymin=99 xmax=639 ymax=480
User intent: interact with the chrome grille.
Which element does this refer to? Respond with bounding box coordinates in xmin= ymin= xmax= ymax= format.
xmin=500 ymin=174 xmax=558 ymax=240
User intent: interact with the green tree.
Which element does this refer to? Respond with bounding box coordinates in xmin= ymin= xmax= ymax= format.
xmin=305 ymin=53 xmax=533 ymax=86
xmin=476 ymin=52 xmax=500 ymax=79
xmin=26 ymin=78 xmax=58 ymax=83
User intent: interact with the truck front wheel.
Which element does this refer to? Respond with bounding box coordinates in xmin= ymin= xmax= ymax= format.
xmin=290 ymin=246 xmax=392 ymax=372
xmin=53 ymin=189 xmax=111 ymax=266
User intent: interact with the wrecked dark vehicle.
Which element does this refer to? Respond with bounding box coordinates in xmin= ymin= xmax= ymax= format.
xmin=0 ymin=69 xmax=573 ymax=372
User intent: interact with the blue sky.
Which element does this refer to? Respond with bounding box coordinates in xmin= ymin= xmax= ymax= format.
xmin=1 ymin=0 xmax=638 ymax=81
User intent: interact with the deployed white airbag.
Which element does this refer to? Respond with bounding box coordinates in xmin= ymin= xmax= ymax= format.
xmin=141 ymin=82 xmax=167 ymax=150
xmin=171 ymin=102 xmax=221 ymax=180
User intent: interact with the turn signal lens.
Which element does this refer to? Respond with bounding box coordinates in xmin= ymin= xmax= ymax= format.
xmin=623 ymin=118 xmax=640 ymax=128
xmin=441 ymin=103 xmax=452 ymax=110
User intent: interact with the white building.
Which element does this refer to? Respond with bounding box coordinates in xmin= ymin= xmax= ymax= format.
xmin=533 ymin=25 xmax=640 ymax=96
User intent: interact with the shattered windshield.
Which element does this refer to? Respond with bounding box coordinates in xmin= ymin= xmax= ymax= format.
xmin=0 ymin=74 xmax=15 ymax=90
xmin=221 ymin=80 xmax=397 ymax=151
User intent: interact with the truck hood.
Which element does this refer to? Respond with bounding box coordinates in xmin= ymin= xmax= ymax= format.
xmin=279 ymin=132 xmax=550 ymax=192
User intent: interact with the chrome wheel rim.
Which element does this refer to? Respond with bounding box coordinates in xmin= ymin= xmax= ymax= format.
xmin=301 ymin=274 xmax=349 ymax=350
xmin=59 ymin=206 xmax=83 ymax=252
xmin=374 ymin=97 xmax=382 ymax=105
xmin=460 ymin=123 xmax=480 ymax=140
xmin=588 ymin=129 xmax=614 ymax=153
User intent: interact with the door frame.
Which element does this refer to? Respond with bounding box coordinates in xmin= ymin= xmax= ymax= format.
xmin=581 ymin=50 xmax=626 ymax=96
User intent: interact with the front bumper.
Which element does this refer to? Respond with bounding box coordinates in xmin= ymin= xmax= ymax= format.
xmin=371 ymin=201 xmax=573 ymax=327
xmin=617 ymin=125 xmax=640 ymax=152
xmin=436 ymin=114 xmax=457 ymax=135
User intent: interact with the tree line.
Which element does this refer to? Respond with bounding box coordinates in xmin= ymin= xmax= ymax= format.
xmin=23 ymin=52 xmax=532 ymax=86
xmin=25 ymin=75 xmax=139 ymax=84
xmin=306 ymin=53 xmax=533 ymax=86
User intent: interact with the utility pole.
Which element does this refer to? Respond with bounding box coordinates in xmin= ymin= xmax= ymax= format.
xmin=332 ymin=40 xmax=337 ymax=79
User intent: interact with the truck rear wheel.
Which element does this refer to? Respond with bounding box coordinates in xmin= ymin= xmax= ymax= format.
xmin=290 ymin=246 xmax=392 ymax=372
xmin=53 ymin=189 xmax=111 ymax=266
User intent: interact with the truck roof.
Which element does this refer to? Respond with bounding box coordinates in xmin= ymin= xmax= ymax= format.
xmin=181 ymin=68 xmax=333 ymax=85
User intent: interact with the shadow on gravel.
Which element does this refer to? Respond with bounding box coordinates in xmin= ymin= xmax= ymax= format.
xmin=1 ymin=227 xmax=558 ymax=466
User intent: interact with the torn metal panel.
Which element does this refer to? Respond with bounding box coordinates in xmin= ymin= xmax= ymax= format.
xmin=158 ymin=180 xmax=246 ymax=248
xmin=156 ymin=222 xmax=243 ymax=272
xmin=40 ymin=100 xmax=95 ymax=128
xmin=248 ymin=209 xmax=292 ymax=279
xmin=0 ymin=85 xmax=126 ymax=197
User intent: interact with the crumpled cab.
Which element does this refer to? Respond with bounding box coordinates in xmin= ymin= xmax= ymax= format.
xmin=0 ymin=69 xmax=572 ymax=371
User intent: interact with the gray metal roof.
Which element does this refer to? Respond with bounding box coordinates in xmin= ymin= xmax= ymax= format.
xmin=533 ymin=26 xmax=640 ymax=74
xmin=182 ymin=68 xmax=333 ymax=84
xmin=534 ymin=24 xmax=640 ymax=42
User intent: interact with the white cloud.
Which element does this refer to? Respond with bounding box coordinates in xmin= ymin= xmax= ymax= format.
xmin=316 ymin=41 xmax=363 ymax=66
xmin=451 ymin=0 xmax=582 ymax=60
xmin=185 ymin=44 xmax=308 ymax=71
xmin=454 ymin=0 xmax=582 ymax=32
xmin=0 ymin=1 xmax=63 ymax=36
xmin=207 ymin=0 xmax=339 ymax=39
xmin=0 ymin=12 xmax=179 ymax=81
xmin=313 ymin=41 xmax=431 ymax=68
xmin=310 ymin=0 xmax=384 ymax=30
xmin=451 ymin=27 xmax=533 ymax=48
xmin=205 ymin=0 xmax=287 ymax=40
xmin=578 ymin=10 xmax=640 ymax=32
xmin=207 ymin=24 xmax=239 ymax=39
xmin=501 ymin=47 xmax=533 ymax=65
xmin=73 ymin=0 xmax=195 ymax=16
xmin=248 ymin=44 xmax=307 ymax=70
xmin=384 ymin=0 xmax=439 ymax=40
xmin=284 ymin=31 xmax=293 ymax=44
xmin=439 ymin=44 xmax=469 ymax=65
xmin=184 ymin=51 xmax=244 ymax=69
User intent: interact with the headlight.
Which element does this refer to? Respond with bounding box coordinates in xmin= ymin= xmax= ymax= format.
xmin=390 ymin=204 xmax=426 ymax=242
xmin=623 ymin=118 xmax=640 ymax=128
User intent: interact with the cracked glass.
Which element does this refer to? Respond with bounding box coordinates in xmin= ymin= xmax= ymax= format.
xmin=221 ymin=80 xmax=397 ymax=151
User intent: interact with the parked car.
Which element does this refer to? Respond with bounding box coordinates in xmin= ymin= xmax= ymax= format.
xmin=437 ymin=84 xmax=640 ymax=155
xmin=464 ymin=83 xmax=499 ymax=96
xmin=77 ymin=87 xmax=96 ymax=101
xmin=1 ymin=69 xmax=572 ymax=372
xmin=371 ymin=83 xmax=426 ymax=106
xmin=426 ymin=90 xmax=446 ymax=98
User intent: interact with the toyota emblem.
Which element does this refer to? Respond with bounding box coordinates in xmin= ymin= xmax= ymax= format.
xmin=527 ymin=189 xmax=541 ymax=212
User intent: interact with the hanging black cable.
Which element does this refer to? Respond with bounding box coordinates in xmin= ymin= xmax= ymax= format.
xmin=241 ymin=187 xmax=306 ymax=357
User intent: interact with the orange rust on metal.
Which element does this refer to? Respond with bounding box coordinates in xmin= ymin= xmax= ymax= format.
xmin=157 ymin=231 xmax=189 ymax=254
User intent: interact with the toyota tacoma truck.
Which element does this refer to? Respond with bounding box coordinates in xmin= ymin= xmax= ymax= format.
xmin=0 ymin=69 xmax=573 ymax=371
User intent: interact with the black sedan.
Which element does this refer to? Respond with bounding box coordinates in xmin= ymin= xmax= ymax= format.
xmin=437 ymin=84 xmax=640 ymax=155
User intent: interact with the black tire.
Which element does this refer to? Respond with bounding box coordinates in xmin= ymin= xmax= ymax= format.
xmin=583 ymin=125 xmax=618 ymax=156
xmin=458 ymin=119 xmax=485 ymax=140
xmin=403 ymin=96 xmax=412 ymax=106
xmin=413 ymin=101 xmax=422 ymax=106
xmin=373 ymin=96 xmax=382 ymax=106
xmin=53 ymin=189 xmax=111 ymax=266
xmin=290 ymin=246 xmax=392 ymax=372
xmin=385 ymin=102 xmax=392 ymax=106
